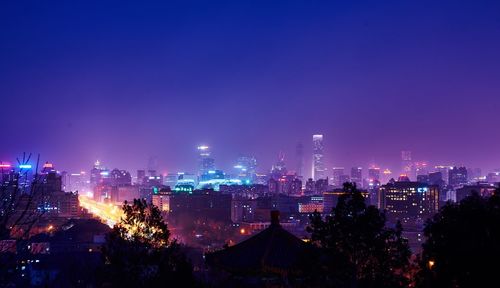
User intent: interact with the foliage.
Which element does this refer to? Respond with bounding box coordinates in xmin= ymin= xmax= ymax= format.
xmin=0 ymin=153 xmax=46 ymax=240
xmin=0 ymin=154 xmax=49 ymax=286
xmin=307 ymin=183 xmax=411 ymax=288
xmin=102 ymin=199 xmax=196 ymax=287
xmin=416 ymin=189 xmax=500 ymax=288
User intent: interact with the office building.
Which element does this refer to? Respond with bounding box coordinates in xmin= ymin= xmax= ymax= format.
xmin=368 ymin=167 xmax=381 ymax=182
xmin=197 ymin=145 xmax=216 ymax=176
xmin=379 ymin=180 xmax=439 ymax=252
xmin=401 ymin=151 xmax=412 ymax=179
xmin=351 ymin=167 xmax=363 ymax=188
xmin=449 ymin=166 xmax=468 ymax=188
xmin=331 ymin=167 xmax=345 ymax=188
xmin=312 ymin=134 xmax=326 ymax=180
xmin=379 ymin=181 xmax=439 ymax=227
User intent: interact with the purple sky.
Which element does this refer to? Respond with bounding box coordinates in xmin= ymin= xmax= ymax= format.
xmin=1 ymin=0 xmax=500 ymax=176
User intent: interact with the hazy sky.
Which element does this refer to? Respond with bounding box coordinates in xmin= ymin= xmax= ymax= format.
xmin=1 ymin=0 xmax=500 ymax=175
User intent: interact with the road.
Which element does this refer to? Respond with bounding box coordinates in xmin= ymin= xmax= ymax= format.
xmin=78 ymin=195 xmax=123 ymax=227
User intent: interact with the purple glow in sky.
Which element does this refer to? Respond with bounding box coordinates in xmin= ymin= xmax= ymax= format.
xmin=1 ymin=0 xmax=500 ymax=174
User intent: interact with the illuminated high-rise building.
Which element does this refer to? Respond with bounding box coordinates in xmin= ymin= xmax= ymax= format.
xmin=163 ymin=173 xmax=179 ymax=189
xmin=381 ymin=168 xmax=392 ymax=184
xmin=41 ymin=162 xmax=56 ymax=174
xmin=312 ymin=134 xmax=325 ymax=180
xmin=136 ymin=170 xmax=146 ymax=185
xmin=368 ymin=167 xmax=381 ymax=181
xmin=109 ymin=169 xmax=132 ymax=186
xmin=67 ymin=171 xmax=87 ymax=194
xmin=401 ymin=150 xmax=412 ymax=179
xmin=90 ymin=160 xmax=107 ymax=189
xmin=379 ymin=180 xmax=440 ymax=252
xmin=486 ymin=170 xmax=500 ymax=184
xmin=415 ymin=162 xmax=428 ymax=178
xmin=467 ymin=168 xmax=482 ymax=182
xmin=351 ymin=167 xmax=363 ymax=188
xmin=434 ymin=165 xmax=452 ymax=185
xmin=197 ymin=145 xmax=216 ymax=176
xmin=331 ymin=167 xmax=345 ymax=188
xmin=270 ymin=152 xmax=287 ymax=180
xmin=448 ymin=166 xmax=468 ymax=188
xmin=234 ymin=155 xmax=257 ymax=182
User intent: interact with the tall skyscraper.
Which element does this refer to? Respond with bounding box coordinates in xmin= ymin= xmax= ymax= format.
xmin=351 ymin=167 xmax=363 ymax=188
xmin=270 ymin=152 xmax=287 ymax=179
xmin=234 ymin=155 xmax=257 ymax=182
xmin=197 ymin=145 xmax=216 ymax=176
xmin=312 ymin=134 xmax=325 ymax=180
xmin=90 ymin=160 xmax=107 ymax=189
xmin=401 ymin=150 xmax=412 ymax=178
xmin=368 ymin=167 xmax=381 ymax=182
xmin=296 ymin=142 xmax=304 ymax=178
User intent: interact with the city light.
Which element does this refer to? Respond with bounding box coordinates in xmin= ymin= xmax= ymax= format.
xmin=43 ymin=162 xmax=54 ymax=168
xmin=2 ymin=1 xmax=499 ymax=285
xmin=78 ymin=195 xmax=123 ymax=227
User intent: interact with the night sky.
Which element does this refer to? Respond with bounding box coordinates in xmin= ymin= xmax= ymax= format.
xmin=1 ymin=0 xmax=500 ymax=175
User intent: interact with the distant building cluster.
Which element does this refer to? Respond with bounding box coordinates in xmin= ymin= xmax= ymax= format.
xmin=1 ymin=137 xmax=499 ymax=257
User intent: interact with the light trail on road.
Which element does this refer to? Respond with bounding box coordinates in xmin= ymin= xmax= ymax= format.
xmin=79 ymin=195 xmax=123 ymax=227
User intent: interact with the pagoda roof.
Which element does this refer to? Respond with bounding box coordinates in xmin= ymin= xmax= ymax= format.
xmin=206 ymin=211 xmax=311 ymax=275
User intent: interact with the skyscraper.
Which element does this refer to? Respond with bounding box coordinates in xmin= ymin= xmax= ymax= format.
xmin=90 ymin=160 xmax=107 ymax=189
xmin=368 ymin=167 xmax=381 ymax=182
xmin=414 ymin=162 xmax=428 ymax=178
xmin=234 ymin=155 xmax=257 ymax=182
xmin=270 ymin=152 xmax=287 ymax=180
xmin=448 ymin=166 xmax=468 ymax=188
xmin=197 ymin=145 xmax=216 ymax=176
xmin=434 ymin=165 xmax=452 ymax=185
xmin=331 ymin=167 xmax=345 ymax=188
xmin=351 ymin=167 xmax=363 ymax=188
xmin=312 ymin=134 xmax=325 ymax=180
xmin=296 ymin=142 xmax=304 ymax=178
xmin=401 ymin=150 xmax=412 ymax=179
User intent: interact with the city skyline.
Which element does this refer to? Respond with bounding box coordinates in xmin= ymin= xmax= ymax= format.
xmin=2 ymin=2 xmax=500 ymax=286
xmin=0 ymin=144 xmax=496 ymax=182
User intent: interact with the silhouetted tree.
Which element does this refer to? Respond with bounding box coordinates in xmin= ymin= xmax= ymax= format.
xmin=102 ymin=199 xmax=196 ymax=287
xmin=307 ymin=183 xmax=411 ymax=288
xmin=0 ymin=153 xmax=49 ymax=286
xmin=0 ymin=153 xmax=47 ymax=240
xmin=416 ymin=188 xmax=500 ymax=288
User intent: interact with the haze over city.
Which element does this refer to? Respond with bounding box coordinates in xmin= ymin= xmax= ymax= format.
xmin=2 ymin=1 xmax=500 ymax=287
xmin=2 ymin=0 xmax=500 ymax=174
